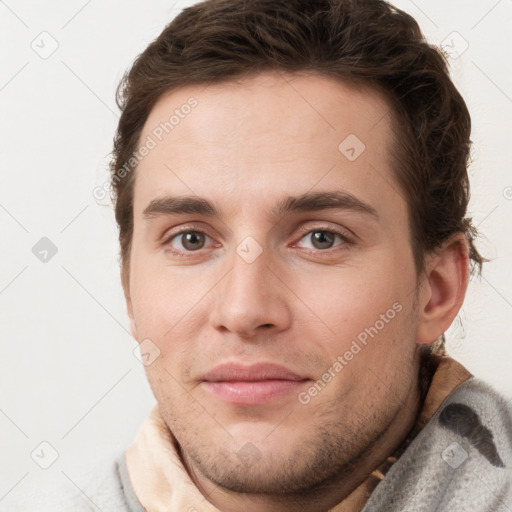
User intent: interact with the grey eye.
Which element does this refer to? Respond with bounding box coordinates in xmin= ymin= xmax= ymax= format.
xmin=307 ymin=231 xmax=336 ymax=250
xmin=176 ymin=232 xmax=207 ymax=251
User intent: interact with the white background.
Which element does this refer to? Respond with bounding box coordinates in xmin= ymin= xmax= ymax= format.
xmin=1 ymin=0 xmax=511 ymax=502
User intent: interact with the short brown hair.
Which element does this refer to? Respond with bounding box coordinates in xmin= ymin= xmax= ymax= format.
xmin=111 ymin=0 xmax=484 ymax=286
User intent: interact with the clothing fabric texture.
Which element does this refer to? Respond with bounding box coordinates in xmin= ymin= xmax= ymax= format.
xmin=4 ymin=356 xmax=512 ymax=511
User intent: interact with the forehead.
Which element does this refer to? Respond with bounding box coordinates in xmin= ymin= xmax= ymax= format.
xmin=133 ymin=71 xmax=404 ymax=222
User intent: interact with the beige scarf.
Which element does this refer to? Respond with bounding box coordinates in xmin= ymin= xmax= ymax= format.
xmin=125 ymin=355 xmax=472 ymax=512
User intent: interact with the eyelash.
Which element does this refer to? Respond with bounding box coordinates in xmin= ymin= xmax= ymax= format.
xmin=163 ymin=224 xmax=354 ymax=259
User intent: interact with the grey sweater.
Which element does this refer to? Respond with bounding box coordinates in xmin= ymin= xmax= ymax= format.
xmin=3 ymin=378 xmax=512 ymax=511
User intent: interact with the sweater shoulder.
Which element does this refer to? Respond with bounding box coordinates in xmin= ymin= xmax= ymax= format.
xmin=363 ymin=377 xmax=512 ymax=512
xmin=0 ymin=449 xmax=141 ymax=512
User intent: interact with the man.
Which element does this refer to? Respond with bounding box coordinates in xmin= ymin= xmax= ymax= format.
xmin=16 ymin=0 xmax=512 ymax=510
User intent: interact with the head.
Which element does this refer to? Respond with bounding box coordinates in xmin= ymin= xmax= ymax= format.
xmin=111 ymin=0 xmax=482 ymax=506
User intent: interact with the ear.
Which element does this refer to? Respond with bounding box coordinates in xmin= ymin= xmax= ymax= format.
xmin=417 ymin=233 xmax=470 ymax=345
xmin=122 ymin=267 xmax=139 ymax=341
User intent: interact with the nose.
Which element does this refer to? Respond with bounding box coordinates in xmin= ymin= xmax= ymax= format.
xmin=210 ymin=246 xmax=292 ymax=339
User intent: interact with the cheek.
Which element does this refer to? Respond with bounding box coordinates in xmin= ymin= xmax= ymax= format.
xmin=291 ymin=263 xmax=405 ymax=340
xmin=129 ymin=258 xmax=212 ymax=381
xmin=129 ymin=246 xmax=205 ymax=332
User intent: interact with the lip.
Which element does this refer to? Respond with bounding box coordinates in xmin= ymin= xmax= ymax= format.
xmin=200 ymin=362 xmax=310 ymax=405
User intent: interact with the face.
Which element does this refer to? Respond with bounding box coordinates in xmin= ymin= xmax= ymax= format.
xmin=127 ymin=72 xmax=423 ymax=496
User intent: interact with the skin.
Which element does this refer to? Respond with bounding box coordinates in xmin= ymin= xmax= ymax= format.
xmin=124 ymin=71 xmax=469 ymax=511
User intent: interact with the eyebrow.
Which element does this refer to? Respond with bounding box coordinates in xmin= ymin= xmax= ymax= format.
xmin=142 ymin=191 xmax=378 ymax=220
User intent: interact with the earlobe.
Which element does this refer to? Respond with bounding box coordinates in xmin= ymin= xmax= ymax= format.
xmin=417 ymin=234 xmax=470 ymax=345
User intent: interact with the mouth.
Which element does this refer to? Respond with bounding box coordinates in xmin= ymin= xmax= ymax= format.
xmin=200 ymin=362 xmax=310 ymax=405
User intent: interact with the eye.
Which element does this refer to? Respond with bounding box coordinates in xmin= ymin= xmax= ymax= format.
xmin=167 ymin=230 xmax=212 ymax=253
xmin=296 ymin=229 xmax=349 ymax=251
